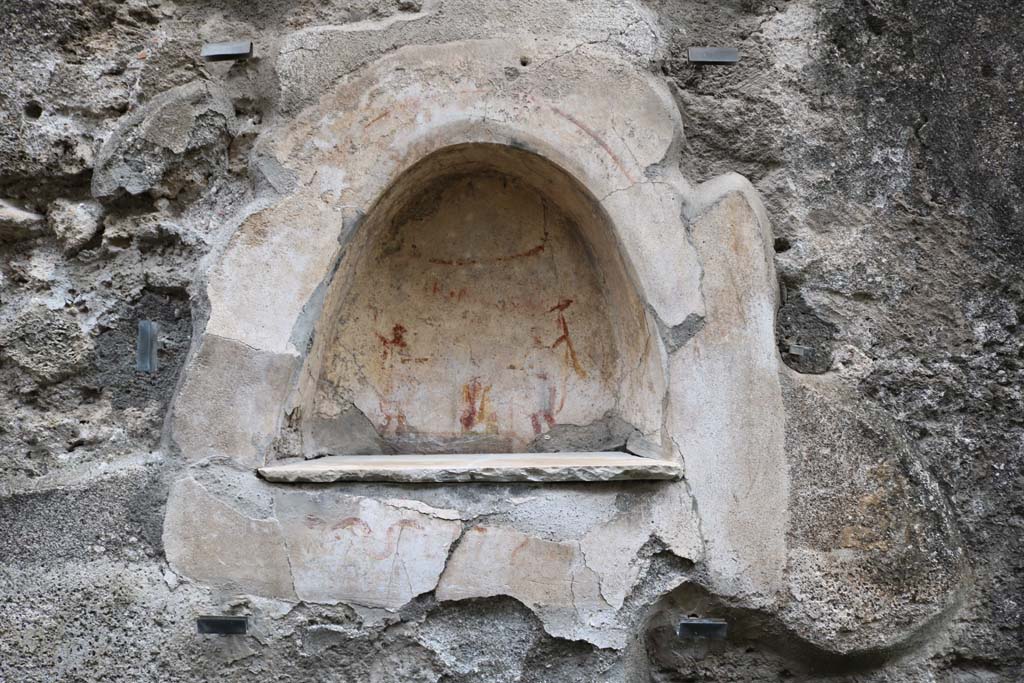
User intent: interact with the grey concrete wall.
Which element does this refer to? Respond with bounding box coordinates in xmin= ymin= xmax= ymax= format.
xmin=1 ymin=0 xmax=1018 ymax=681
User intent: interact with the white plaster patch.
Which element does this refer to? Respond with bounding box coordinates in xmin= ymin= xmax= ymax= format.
xmin=275 ymin=492 xmax=462 ymax=610
xmin=602 ymin=181 xmax=705 ymax=327
xmin=667 ymin=189 xmax=787 ymax=603
xmin=577 ymin=485 xmax=702 ymax=610
xmin=170 ymin=334 xmax=299 ymax=467
xmin=163 ymin=478 xmax=296 ymax=600
xmin=316 ymin=165 xmax=348 ymax=201
xmin=493 ymin=489 xmax=620 ymax=540
xmin=437 ymin=525 xmax=629 ymax=648
xmin=579 ymin=508 xmax=650 ymax=609
xmin=651 ymin=484 xmax=705 ymax=562
xmin=204 ymin=198 xmax=341 ymax=355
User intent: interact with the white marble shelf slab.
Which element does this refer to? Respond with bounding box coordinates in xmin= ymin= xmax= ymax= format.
xmin=257 ymin=453 xmax=683 ymax=483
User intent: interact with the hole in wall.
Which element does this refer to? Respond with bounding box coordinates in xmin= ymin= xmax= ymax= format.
xmin=23 ymin=101 xmax=43 ymax=119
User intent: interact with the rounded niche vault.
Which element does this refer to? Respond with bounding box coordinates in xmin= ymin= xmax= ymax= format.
xmin=295 ymin=144 xmax=665 ymax=458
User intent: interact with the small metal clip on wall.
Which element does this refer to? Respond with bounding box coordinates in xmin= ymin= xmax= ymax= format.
xmin=787 ymin=344 xmax=812 ymax=357
xmin=678 ymin=617 xmax=729 ymax=640
xmin=201 ymin=40 xmax=254 ymax=62
xmin=197 ymin=616 xmax=248 ymax=635
xmin=136 ymin=320 xmax=159 ymax=373
xmin=687 ymin=47 xmax=740 ymax=65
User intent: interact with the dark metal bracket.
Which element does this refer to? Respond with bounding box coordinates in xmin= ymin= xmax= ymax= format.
xmin=678 ymin=617 xmax=728 ymax=640
xmin=136 ymin=320 xmax=159 ymax=373
xmin=687 ymin=47 xmax=739 ymax=65
xmin=197 ymin=616 xmax=248 ymax=635
xmin=201 ymin=40 xmax=254 ymax=62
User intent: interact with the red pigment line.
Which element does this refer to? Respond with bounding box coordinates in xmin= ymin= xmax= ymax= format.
xmin=428 ymin=224 xmax=549 ymax=267
xmin=375 ymin=323 xmax=408 ymax=359
xmin=550 ymin=309 xmax=587 ymax=378
xmin=548 ymin=298 xmax=573 ymax=312
xmin=460 ymin=378 xmax=490 ymax=431
xmin=551 ymin=105 xmax=635 ymax=183
xmin=428 ymin=243 xmax=545 ymax=267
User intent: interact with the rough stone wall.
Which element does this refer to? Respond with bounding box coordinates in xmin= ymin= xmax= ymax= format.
xmin=0 ymin=1 xmax=1020 ymax=682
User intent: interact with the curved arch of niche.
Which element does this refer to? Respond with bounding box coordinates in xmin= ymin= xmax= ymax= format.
xmin=263 ymin=143 xmax=679 ymax=482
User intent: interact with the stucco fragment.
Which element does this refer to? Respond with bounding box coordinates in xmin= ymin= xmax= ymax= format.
xmin=163 ymin=478 xmax=296 ymax=600
xmin=601 ymin=181 xmax=704 ymax=328
xmin=668 ymin=185 xmax=787 ymax=602
xmin=91 ymin=81 xmax=237 ymax=199
xmin=436 ymin=525 xmax=622 ymax=647
xmin=579 ymin=508 xmax=652 ymax=609
xmin=579 ymin=485 xmax=702 ymax=610
xmin=204 ymin=199 xmax=344 ymax=355
xmin=275 ymin=491 xmax=462 ymax=610
xmin=170 ymin=333 xmax=299 ymax=467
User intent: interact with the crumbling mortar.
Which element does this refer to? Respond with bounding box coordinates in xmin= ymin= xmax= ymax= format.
xmin=654 ymin=310 xmax=706 ymax=355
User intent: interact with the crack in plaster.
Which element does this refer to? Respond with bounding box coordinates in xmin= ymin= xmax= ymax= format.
xmin=270 ymin=492 xmax=300 ymax=601
xmin=596 ymin=178 xmax=675 ymax=204
xmin=531 ymin=28 xmax=621 ymax=74
xmin=570 ymin=554 xmax=614 ymax=615
xmin=381 ymin=498 xmax=462 ymax=520
xmin=202 ymin=331 xmax=265 ymax=356
xmin=578 ymin=537 xmax=624 ymax=610
xmin=670 ymin=434 xmax=707 ymax=560
xmin=673 ymin=194 xmax=709 ymax=320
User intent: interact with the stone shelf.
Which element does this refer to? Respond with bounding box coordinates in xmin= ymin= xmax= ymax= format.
xmin=257 ymin=453 xmax=683 ymax=483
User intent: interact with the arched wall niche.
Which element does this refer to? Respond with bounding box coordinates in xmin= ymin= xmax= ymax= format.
xmin=166 ymin=38 xmax=795 ymax=622
xmin=291 ymin=142 xmax=670 ymax=460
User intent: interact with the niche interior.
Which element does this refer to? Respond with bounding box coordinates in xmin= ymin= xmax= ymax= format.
xmin=267 ymin=144 xmax=676 ymax=481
